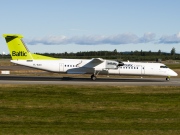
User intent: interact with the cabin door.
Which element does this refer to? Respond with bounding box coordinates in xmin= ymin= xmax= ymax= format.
xmin=59 ymin=63 xmax=64 ymax=72
xmin=141 ymin=66 xmax=145 ymax=75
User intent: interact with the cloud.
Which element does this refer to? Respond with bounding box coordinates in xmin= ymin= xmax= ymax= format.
xmin=26 ymin=36 xmax=68 ymax=45
xmin=140 ymin=32 xmax=156 ymax=43
xmin=25 ymin=32 xmax=156 ymax=45
xmin=68 ymin=33 xmax=140 ymax=45
xmin=159 ymin=32 xmax=180 ymax=44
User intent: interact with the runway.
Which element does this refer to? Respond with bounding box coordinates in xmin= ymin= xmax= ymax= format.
xmin=0 ymin=75 xmax=180 ymax=86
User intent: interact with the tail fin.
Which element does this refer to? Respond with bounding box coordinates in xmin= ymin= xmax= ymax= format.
xmin=3 ymin=34 xmax=58 ymax=60
xmin=3 ymin=34 xmax=33 ymax=60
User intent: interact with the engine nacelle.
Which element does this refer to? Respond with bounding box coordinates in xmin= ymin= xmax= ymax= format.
xmin=117 ymin=62 xmax=124 ymax=66
xmin=105 ymin=60 xmax=119 ymax=69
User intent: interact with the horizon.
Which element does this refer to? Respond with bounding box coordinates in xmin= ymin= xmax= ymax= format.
xmin=1 ymin=48 xmax=179 ymax=55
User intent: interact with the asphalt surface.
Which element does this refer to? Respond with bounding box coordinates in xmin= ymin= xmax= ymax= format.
xmin=0 ymin=75 xmax=179 ymax=86
xmin=0 ymin=65 xmax=179 ymax=86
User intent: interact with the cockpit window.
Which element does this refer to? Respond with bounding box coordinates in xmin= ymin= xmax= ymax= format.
xmin=160 ymin=66 xmax=168 ymax=68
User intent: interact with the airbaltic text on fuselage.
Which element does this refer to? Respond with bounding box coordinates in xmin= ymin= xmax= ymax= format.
xmin=12 ymin=51 xmax=27 ymax=56
xmin=123 ymin=64 xmax=133 ymax=67
xmin=123 ymin=64 xmax=141 ymax=67
xmin=107 ymin=62 xmax=117 ymax=65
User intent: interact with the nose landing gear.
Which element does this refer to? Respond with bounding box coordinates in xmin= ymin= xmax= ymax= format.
xmin=166 ymin=76 xmax=170 ymax=81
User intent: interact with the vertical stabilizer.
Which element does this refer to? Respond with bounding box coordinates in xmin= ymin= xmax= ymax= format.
xmin=3 ymin=34 xmax=33 ymax=60
xmin=3 ymin=34 xmax=58 ymax=60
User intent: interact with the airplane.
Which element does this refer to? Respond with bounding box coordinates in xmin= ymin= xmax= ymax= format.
xmin=2 ymin=34 xmax=178 ymax=81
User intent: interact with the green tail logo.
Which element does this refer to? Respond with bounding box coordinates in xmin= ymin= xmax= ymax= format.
xmin=12 ymin=51 xmax=27 ymax=56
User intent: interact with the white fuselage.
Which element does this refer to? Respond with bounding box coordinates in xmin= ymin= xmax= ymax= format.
xmin=11 ymin=59 xmax=178 ymax=77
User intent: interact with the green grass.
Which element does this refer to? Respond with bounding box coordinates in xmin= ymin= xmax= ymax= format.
xmin=166 ymin=64 xmax=180 ymax=69
xmin=0 ymin=85 xmax=180 ymax=135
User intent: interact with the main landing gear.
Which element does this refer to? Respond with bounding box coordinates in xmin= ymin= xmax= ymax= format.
xmin=91 ymin=74 xmax=97 ymax=81
xmin=91 ymin=71 xmax=101 ymax=81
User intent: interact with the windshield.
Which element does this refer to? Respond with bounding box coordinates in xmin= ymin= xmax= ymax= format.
xmin=160 ymin=65 xmax=168 ymax=68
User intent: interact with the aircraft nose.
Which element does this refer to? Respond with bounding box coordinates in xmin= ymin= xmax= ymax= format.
xmin=169 ymin=70 xmax=178 ymax=76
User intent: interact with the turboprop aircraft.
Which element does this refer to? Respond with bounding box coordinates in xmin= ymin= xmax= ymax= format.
xmin=3 ymin=34 xmax=178 ymax=81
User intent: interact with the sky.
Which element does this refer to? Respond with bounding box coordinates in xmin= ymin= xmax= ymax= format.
xmin=0 ymin=0 xmax=180 ymax=54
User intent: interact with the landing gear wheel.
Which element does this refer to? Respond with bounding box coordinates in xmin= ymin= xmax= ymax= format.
xmin=166 ymin=77 xmax=170 ymax=81
xmin=91 ymin=74 xmax=97 ymax=81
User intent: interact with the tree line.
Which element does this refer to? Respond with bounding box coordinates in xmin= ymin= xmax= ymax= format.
xmin=1 ymin=47 xmax=179 ymax=61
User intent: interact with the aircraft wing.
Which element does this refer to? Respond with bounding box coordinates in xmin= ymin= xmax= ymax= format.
xmin=90 ymin=58 xmax=104 ymax=63
xmin=83 ymin=58 xmax=104 ymax=68
xmin=66 ymin=58 xmax=104 ymax=74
